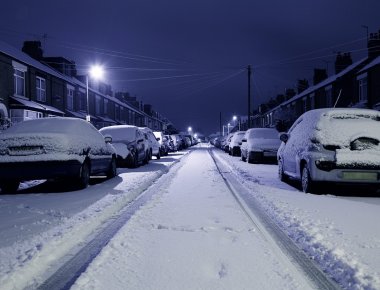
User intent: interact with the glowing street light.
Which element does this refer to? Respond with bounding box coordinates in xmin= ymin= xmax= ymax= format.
xmin=232 ymin=115 xmax=240 ymax=130
xmin=188 ymin=126 xmax=192 ymax=134
xmin=86 ymin=64 xmax=104 ymax=122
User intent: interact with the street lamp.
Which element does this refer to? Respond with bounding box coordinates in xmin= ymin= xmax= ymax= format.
xmin=227 ymin=123 xmax=231 ymax=134
xmin=188 ymin=126 xmax=192 ymax=134
xmin=86 ymin=65 xmax=104 ymax=122
xmin=232 ymin=115 xmax=240 ymax=130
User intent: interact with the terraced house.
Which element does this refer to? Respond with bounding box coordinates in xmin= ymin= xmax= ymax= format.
xmin=0 ymin=40 xmax=168 ymax=131
xmin=251 ymin=30 xmax=380 ymax=130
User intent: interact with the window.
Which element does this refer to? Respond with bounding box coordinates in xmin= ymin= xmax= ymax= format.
xmin=36 ymin=77 xmax=46 ymax=102
xmin=24 ymin=110 xmax=43 ymax=120
xmin=14 ymin=70 xmax=25 ymax=97
xmin=325 ymin=87 xmax=333 ymax=107
xmin=66 ymin=85 xmax=74 ymax=110
xmin=13 ymin=61 xmax=27 ymax=97
xmin=103 ymin=98 xmax=109 ymax=115
xmin=115 ymin=104 xmax=120 ymax=120
xmin=78 ymin=88 xmax=86 ymax=111
xmin=358 ymin=77 xmax=368 ymax=102
xmin=95 ymin=95 xmax=102 ymax=115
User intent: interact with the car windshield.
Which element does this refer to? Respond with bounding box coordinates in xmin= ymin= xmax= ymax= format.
xmin=249 ymin=129 xmax=278 ymax=139
xmin=316 ymin=112 xmax=380 ymax=146
xmin=100 ymin=126 xmax=136 ymax=142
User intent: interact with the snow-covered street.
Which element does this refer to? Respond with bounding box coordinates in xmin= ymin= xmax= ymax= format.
xmin=1 ymin=145 xmax=380 ymax=289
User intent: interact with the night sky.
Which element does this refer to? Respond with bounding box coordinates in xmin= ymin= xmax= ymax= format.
xmin=1 ymin=0 xmax=379 ymax=135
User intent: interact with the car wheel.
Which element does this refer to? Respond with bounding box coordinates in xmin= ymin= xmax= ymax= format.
xmin=301 ymin=166 xmax=314 ymax=193
xmin=278 ymin=159 xmax=288 ymax=182
xmin=247 ymin=152 xmax=254 ymax=164
xmin=144 ymin=151 xmax=150 ymax=164
xmin=107 ymin=157 xmax=117 ymax=178
xmin=77 ymin=161 xmax=90 ymax=189
xmin=0 ymin=180 xmax=20 ymax=194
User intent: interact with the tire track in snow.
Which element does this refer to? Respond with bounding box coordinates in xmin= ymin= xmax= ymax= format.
xmin=36 ymin=154 xmax=190 ymax=290
xmin=208 ymin=149 xmax=341 ymax=290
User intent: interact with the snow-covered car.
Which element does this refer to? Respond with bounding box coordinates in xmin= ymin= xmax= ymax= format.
xmin=140 ymin=127 xmax=160 ymax=159
xmin=154 ymin=131 xmax=170 ymax=156
xmin=100 ymin=125 xmax=150 ymax=168
xmin=170 ymin=134 xmax=183 ymax=151
xmin=277 ymin=108 xmax=380 ymax=193
xmin=223 ymin=133 xmax=234 ymax=153
xmin=0 ymin=117 xmax=117 ymax=193
xmin=228 ymin=131 xmax=246 ymax=156
xmin=240 ymin=128 xmax=281 ymax=163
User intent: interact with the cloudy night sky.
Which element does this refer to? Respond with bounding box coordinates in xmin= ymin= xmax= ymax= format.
xmin=0 ymin=0 xmax=379 ymax=135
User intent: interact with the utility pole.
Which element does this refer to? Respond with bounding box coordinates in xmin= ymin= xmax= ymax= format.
xmin=247 ymin=65 xmax=252 ymax=129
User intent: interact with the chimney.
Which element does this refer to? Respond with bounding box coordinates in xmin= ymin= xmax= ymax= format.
xmin=313 ymin=69 xmax=328 ymax=85
xmin=368 ymin=30 xmax=380 ymax=59
xmin=22 ymin=41 xmax=44 ymax=60
xmin=297 ymin=79 xmax=309 ymax=94
xmin=335 ymin=52 xmax=353 ymax=74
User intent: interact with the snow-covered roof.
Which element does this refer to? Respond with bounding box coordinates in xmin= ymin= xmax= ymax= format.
xmin=0 ymin=41 xmax=76 ymax=86
xmin=359 ymin=55 xmax=380 ymax=73
xmin=264 ymin=58 xmax=368 ymax=115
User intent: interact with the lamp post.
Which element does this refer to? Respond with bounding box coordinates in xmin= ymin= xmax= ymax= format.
xmin=188 ymin=126 xmax=192 ymax=135
xmin=233 ymin=115 xmax=241 ymax=130
xmin=86 ymin=65 xmax=104 ymax=122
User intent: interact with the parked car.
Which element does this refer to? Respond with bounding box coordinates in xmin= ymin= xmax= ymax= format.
xmin=229 ymin=131 xmax=246 ymax=156
xmin=240 ymin=128 xmax=281 ymax=163
xmin=165 ymin=135 xmax=176 ymax=152
xmin=154 ymin=131 xmax=170 ymax=156
xmin=170 ymin=134 xmax=184 ymax=151
xmin=100 ymin=125 xmax=150 ymax=168
xmin=0 ymin=117 xmax=117 ymax=192
xmin=223 ymin=133 xmax=234 ymax=153
xmin=277 ymin=108 xmax=380 ymax=193
xmin=140 ymin=127 xmax=161 ymax=159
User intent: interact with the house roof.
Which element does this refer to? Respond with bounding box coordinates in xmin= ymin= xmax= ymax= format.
xmin=359 ymin=56 xmax=380 ymax=73
xmin=265 ymin=57 xmax=368 ymax=114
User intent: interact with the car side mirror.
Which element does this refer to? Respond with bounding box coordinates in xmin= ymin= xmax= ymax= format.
xmin=238 ymin=142 xmax=242 ymax=145
xmin=279 ymin=133 xmax=289 ymax=143
xmin=241 ymin=139 xmax=247 ymax=142
xmin=156 ymin=137 xmax=160 ymax=141
xmin=104 ymin=135 xmax=112 ymax=143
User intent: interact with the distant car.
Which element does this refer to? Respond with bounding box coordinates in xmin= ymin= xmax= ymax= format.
xmin=170 ymin=134 xmax=183 ymax=151
xmin=228 ymin=131 xmax=246 ymax=156
xmin=154 ymin=131 xmax=170 ymax=156
xmin=277 ymin=108 xmax=380 ymax=193
xmin=140 ymin=127 xmax=161 ymax=159
xmin=240 ymin=128 xmax=281 ymax=164
xmin=223 ymin=133 xmax=234 ymax=153
xmin=100 ymin=125 xmax=150 ymax=168
xmin=0 ymin=117 xmax=117 ymax=193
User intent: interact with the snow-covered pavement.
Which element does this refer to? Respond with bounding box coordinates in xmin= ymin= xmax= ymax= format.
xmin=1 ymin=145 xmax=380 ymax=289
xmin=71 ymin=146 xmax=313 ymax=290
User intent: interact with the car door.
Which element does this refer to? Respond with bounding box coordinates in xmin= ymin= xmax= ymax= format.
xmin=281 ymin=119 xmax=303 ymax=175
